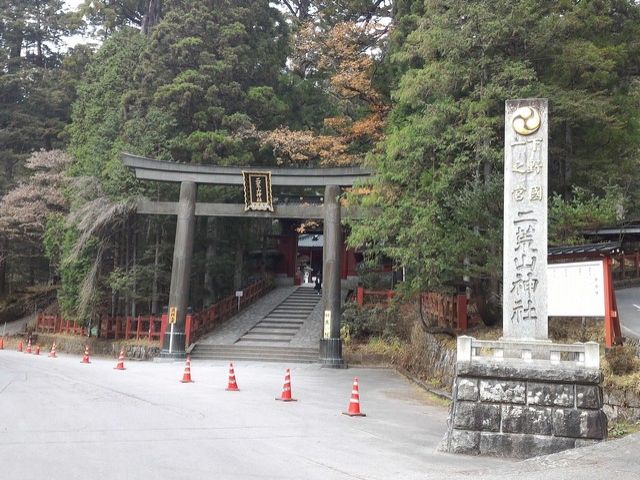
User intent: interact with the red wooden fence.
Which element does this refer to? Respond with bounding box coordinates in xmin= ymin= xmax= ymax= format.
xmin=36 ymin=278 xmax=273 ymax=344
xmin=612 ymin=253 xmax=640 ymax=282
xmin=355 ymin=287 xmax=394 ymax=306
xmin=184 ymin=278 xmax=272 ymax=346
xmin=420 ymin=292 xmax=468 ymax=331
xmin=354 ymin=287 xmax=468 ymax=332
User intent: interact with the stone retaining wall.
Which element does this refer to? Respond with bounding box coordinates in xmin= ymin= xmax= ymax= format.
xmin=28 ymin=333 xmax=160 ymax=360
xmin=603 ymin=388 xmax=640 ymax=422
xmin=440 ymin=362 xmax=607 ymax=458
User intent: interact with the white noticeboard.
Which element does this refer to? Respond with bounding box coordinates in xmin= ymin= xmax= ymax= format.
xmin=547 ymin=260 xmax=605 ymax=317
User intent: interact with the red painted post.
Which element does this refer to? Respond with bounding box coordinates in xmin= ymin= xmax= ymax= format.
xmin=185 ymin=312 xmax=193 ymax=347
xmin=457 ymin=294 xmax=468 ymax=331
xmin=603 ymin=258 xmax=614 ymax=348
xmin=125 ymin=317 xmax=131 ymax=340
xmin=136 ymin=315 xmax=142 ymax=340
xmin=159 ymin=309 xmax=168 ymax=342
xmin=356 ymin=287 xmax=364 ymax=306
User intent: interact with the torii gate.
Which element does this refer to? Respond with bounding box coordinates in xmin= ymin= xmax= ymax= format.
xmin=123 ymin=153 xmax=371 ymax=367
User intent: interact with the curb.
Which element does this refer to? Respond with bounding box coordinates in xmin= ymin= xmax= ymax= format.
xmin=396 ymin=367 xmax=452 ymax=401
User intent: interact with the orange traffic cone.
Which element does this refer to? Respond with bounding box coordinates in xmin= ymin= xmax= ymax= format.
xmin=25 ymin=338 xmax=32 ymax=354
xmin=180 ymin=356 xmax=194 ymax=383
xmin=17 ymin=340 xmax=23 ymax=352
xmin=0 ymin=337 xmax=4 ymax=349
xmin=225 ymin=362 xmax=239 ymax=391
xmin=34 ymin=345 xmax=40 ymax=356
xmin=114 ymin=348 xmax=126 ymax=370
xmin=48 ymin=343 xmax=57 ymax=358
xmin=81 ymin=345 xmax=91 ymax=364
xmin=342 ymin=378 xmax=366 ymax=417
xmin=275 ymin=368 xmax=297 ymax=402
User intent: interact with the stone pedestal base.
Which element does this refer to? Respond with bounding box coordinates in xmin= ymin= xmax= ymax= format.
xmin=439 ymin=362 xmax=607 ymax=459
xmin=160 ymin=330 xmax=186 ymax=359
xmin=320 ymin=338 xmax=346 ymax=368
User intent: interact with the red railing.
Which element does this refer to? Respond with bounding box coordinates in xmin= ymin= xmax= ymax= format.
xmin=35 ymin=278 xmax=273 ymax=343
xmin=98 ymin=315 xmax=163 ymax=341
xmin=420 ymin=292 xmax=468 ymax=331
xmin=355 ymin=287 xmax=394 ymax=306
xmin=612 ymin=253 xmax=640 ymax=282
xmin=184 ymin=278 xmax=272 ymax=346
xmin=36 ymin=315 xmax=86 ymax=336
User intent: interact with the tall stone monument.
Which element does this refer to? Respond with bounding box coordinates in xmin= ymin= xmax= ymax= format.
xmin=503 ymin=99 xmax=548 ymax=341
xmin=439 ymin=99 xmax=607 ymax=458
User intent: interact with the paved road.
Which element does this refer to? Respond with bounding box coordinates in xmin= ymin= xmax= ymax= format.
xmin=1 ymin=351 xmax=638 ymax=479
xmin=0 ymin=351 xmax=508 ymax=479
xmin=615 ymin=287 xmax=640 ymax=338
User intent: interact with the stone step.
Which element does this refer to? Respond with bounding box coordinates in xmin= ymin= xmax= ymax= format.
xmin=261 ymin=315 xmax=307 ymax=325
xmin=250 ymin=325 xmax=300 ymax=331
xmin=193 ymin=345 xmax=318 ymax=353
xmin=257 ymin=320 xmax=304 ymax=326
xmin=189 ymin=353 xmax=318 ymax=363
xmin=246 ymin=328 xmax=297 ymax=335
xmin=241 ymin=333 xmax=295 ymax=340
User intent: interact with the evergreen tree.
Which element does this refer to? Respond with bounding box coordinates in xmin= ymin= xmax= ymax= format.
xmin=349 ymin=0 xmax=640 ymax=324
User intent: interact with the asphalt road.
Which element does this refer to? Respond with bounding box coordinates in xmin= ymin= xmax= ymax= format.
xmin=0 ymin=351 xmax=509 ymax=480
xmin=1 ymin=350 xmax=639 ymax=479
xmin=615 ymin=286 xmax=640 ymax=338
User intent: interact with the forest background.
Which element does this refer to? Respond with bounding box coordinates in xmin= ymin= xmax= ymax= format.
xmin=1 ymin=0 xmax=639 ymax=329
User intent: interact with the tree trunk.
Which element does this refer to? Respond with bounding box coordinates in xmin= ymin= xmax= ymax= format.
xmin=142 ymin=0 xmax=162 ymax=35
xmin=151 ymin=222 xmax=161 ymax=315
xmin=131 ymin=219 xmax=137 ymax=318
xmin=563 ymin=122 xmax=573 ymax=199
xmin=204 ymin=217 xmax=216 ymax=306
xmin=233 ymin=241 xmax=244 ymax=292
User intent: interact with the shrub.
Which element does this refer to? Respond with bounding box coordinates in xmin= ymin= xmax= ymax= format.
xmin=605 ymin=345 xmax=639 ymax=376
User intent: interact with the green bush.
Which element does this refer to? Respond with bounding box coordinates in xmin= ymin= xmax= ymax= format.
xmin=605 ymin=345 xmax=639 ymax=376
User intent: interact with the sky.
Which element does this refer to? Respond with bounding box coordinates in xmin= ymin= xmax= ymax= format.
xmin=62 ymin=0 xmax=95 ymax=48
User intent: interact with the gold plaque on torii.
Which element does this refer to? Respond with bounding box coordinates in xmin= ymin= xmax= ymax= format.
xmin=242 ymin=171 xmax=274 ymax=212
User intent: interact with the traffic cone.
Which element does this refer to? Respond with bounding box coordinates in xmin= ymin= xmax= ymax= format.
xmin=0 ymin=337 xmax=4 ymax=350
xmin=17 ymin=340 xmax=23 ymax=352
xmin=180 ymin=356 xmax=193 ymax=383
xmin=225 ymin=362 xmax=239 ymax=391
xmin=342 ymin=378 xmax=366 ymax=417
xmin=114 ymin=348 xmax=126 ymax=370
xmin=48 ymin=343 xmax=57 ymax=358
xmin=34 ymin=345 xmax=40 ymax=356
xmin=25 ymin=338 xmax=32 ymax=354
xmin=275 ymin=368 xmax=297 ymax=402
xmin=81 ymin=345 xmax=90 ymax=364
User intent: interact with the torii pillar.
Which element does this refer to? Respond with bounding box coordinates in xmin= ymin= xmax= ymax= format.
xmin=161 ymin=181 xmax=197 ymax=357
xmin=320 ymin=184 xmax=345 ymax=367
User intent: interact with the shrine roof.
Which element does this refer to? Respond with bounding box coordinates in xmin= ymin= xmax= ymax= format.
xmin=548 ymin=241 xmax=622 ymax=258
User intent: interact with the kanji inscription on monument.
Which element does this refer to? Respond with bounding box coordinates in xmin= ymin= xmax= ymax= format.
xmin=503 ymin=99 xmax=548 ymax=340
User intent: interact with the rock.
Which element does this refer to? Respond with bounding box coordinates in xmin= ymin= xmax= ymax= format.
xmin=576 ymin=385 xmax=602 ymax=409
xmin=527 ymin=382 xmax=574 ymax=407
xmin=479 ymin=432 xmax=575 ymax=459
xmin=456 ymin=378 xmax=479 ymax=401
xmin=453 ymin=402 xmax=500 ymax=432
xmin=502 ymin=405 xmax=552 ymax=435
xmin=448 ymin=430 xmax=480 ymax=455
xmin=479 ymin=379 xmax=526 ymax=404
xmin=552 ymin=409 xmax=607 ymax=439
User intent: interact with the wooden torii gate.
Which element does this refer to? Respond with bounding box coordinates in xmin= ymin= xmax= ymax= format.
xmin=123 ymin=153 xmax=371 ymax=367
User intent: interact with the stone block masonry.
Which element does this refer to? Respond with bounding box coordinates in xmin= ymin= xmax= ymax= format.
xmin=440 ymin=361 xmax=607 ymax=459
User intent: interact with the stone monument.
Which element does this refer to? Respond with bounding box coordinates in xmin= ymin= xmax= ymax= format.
xmin=439 ymin=99 xmax=608 ymax=458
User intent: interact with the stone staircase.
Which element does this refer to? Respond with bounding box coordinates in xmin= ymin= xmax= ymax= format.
xmin=190 ymin=287 xmax=321 ymax=363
